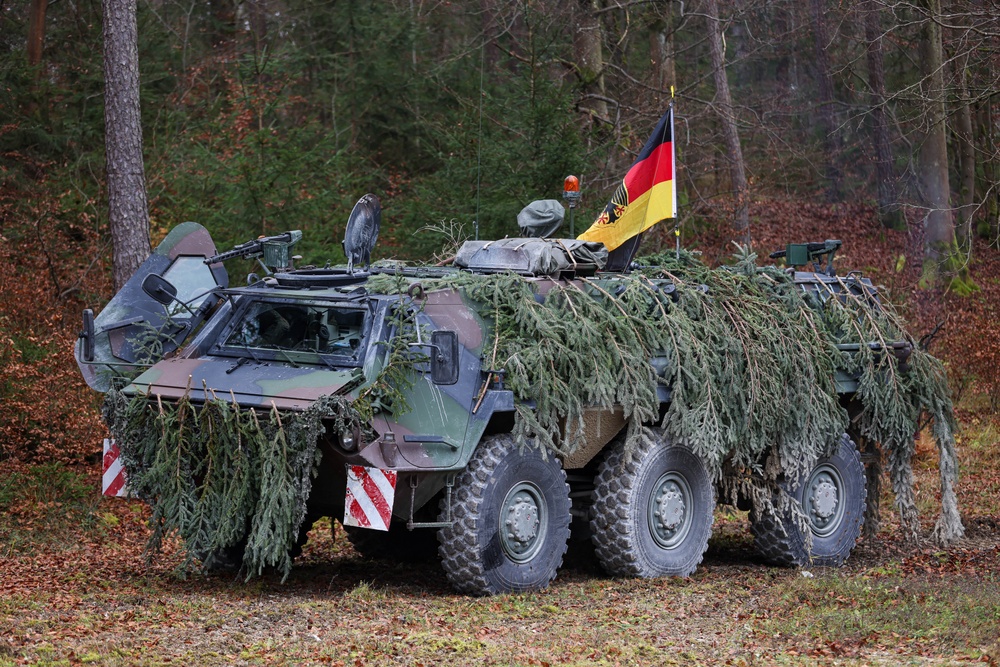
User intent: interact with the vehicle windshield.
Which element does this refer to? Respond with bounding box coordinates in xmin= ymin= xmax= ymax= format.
xmin=218 ymin=300 xmax=367 ymax=365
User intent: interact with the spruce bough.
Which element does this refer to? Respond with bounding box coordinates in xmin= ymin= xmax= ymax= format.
xmin=438 ymin=247 xmax=961 ymax=543
xmin=105 ymin=247 xmax=962 ymax=579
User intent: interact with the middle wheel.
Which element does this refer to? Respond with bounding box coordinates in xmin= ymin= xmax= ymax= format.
xmin=590 ymin=434 xmax=715 ymax=578
xmin=437 ymin=434 xmax=572 ymax=595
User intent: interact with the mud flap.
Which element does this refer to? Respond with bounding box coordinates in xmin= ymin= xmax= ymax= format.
xmin=343 ymin=465 xmax=397 ymax=531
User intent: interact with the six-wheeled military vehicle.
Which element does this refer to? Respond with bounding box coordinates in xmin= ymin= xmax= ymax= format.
xmin=76 ymin=197 xmax=911 ymax=595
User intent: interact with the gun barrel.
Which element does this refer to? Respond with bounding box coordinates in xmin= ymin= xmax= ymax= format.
xmin=204 ymin=242 xmax=262 ymax=265
xmin=203 ymin=232 xmax=300 ymax=266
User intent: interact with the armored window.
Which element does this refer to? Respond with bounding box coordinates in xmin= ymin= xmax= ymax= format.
xmin=161 ymin=256 xmax=219 ymax=315
xmin=217 ymin=300 xmax=368 ymax=366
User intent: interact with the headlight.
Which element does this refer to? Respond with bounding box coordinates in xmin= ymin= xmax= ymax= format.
xmin=340 ymin=427 xmax=358 ymax=452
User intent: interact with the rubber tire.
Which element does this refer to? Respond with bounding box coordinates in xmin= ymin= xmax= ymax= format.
xmin=437 ymin=434 xmax=572 ymax=596
xmin=590 ymin=435 xmax=714 ymax=578
xmin=751 ymin=434 xmax=867 ymax=567
xmin=345 ymin=523 xmax=439 ymax=563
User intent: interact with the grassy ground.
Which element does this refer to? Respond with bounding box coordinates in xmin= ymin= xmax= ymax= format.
xmin=1 ymin=408 xmax=998 ymax=667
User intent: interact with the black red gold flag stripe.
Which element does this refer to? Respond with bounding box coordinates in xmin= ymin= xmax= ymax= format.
xmin=578 ymin=107 xmax=677 ymax=251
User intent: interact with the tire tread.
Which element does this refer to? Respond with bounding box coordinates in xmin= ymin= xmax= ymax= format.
xmin=590 ymin=434 xmax=714 ymax=578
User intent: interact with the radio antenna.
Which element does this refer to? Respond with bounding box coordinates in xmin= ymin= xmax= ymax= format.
xmin=474 ymin=39 xmax=485 ymax=240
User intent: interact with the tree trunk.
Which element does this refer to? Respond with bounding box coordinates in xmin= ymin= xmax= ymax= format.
xmin=953 ymin=54 xmax=975 ymax=246
xmin=809 ymin=0 xmax=841 ymax=201
xmin=574 ymin=0 xmax=609 ymax=125
xmin=917 ymin=0 xmax=961 ymax=287
xmin=705 ymin=0 xmax=749 ymax=243
xmin=103 ymin=0 xmax=151 ymax=290
xmin=864 ymin=0 xmax=903 ymax=229
xmin=648 ymin=7 xmax=676 ymax=100
xmin=27 ymin=0 xmax=48 ymax=67
xmin=977 ymin=100 xmax=999 ymax=242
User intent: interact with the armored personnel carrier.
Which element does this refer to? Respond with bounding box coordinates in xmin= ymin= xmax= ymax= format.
xmin=76 ymin=197 xmax=919 ymax=595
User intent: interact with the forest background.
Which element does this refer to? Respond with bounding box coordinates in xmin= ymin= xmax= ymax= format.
xmin=1 ymin=0 xmax=1000 ymax=664
xmin=4 ymin=0 xmax=999 ymax=461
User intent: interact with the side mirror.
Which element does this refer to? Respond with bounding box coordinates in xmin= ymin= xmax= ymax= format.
xmin=430 ymin=330 xmax=460 ymax=385
xmin=142 ymin=273 xmax=178 ymax=306
xmin=79 ymin=309 xmax=95 ymax=362
xmin=408 ymin=330 xmax=461 ymax=385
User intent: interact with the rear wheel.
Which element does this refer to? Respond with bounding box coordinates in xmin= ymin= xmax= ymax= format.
xmin=590 ymin=434 xmax=714 ymax=578
xmin=751 ymin=434 xmax=866 ymax=567
xmin=438 ymin=435 xmax=571 ymax=595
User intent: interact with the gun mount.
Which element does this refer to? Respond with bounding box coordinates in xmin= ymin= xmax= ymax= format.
xmin=770 ymin=239 xmax=842 ymax=276
xmin=205 ymin=230 xmax=303 ymax=273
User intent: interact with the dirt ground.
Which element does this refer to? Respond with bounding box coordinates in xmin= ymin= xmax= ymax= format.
xmin=1 ymin=458 xmax=998 ymax=667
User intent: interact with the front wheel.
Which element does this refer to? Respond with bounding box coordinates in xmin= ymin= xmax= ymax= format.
xmin=438 ymin=435 xmax=572 ymax=595
xmin=751 ymin=434 xmax=867 ymax=567
xmin=590 ymin=434 xmax=715 ymax=578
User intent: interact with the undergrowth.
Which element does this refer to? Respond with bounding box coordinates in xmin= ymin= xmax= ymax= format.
xmin=0 ymin=463 xmax=102 ymax=556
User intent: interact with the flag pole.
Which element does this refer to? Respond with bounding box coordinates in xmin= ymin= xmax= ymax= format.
xmin=670 ymin=88 xmax=680 ymax=261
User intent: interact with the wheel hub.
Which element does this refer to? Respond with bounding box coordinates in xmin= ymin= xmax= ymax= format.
xmin=804 ymin=464 xmax=845 ymax=537
xmin=648 ymin=472 xmax=692 ymax=549
xmin=500 ymin=482 xmax=546 ymax=562
xmin=507 ymin=497 xmax=539 ymax=544
xmin=810 ymin=479 xmax=838 ymax=519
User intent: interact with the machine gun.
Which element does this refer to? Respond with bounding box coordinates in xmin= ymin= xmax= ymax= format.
xmin=204 ymin=231 xmax=303 ymax=273
xmin=769 ymin=239 xmax=842 ymax=276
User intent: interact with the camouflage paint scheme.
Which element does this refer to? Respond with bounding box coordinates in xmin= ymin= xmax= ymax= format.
xmin=75 ymin=222 xmax=228 ymax=392
xmin=129 ymin=277 xmax=521 ymax=521
xmin=75 ymin=225 xmax=895 ymax=528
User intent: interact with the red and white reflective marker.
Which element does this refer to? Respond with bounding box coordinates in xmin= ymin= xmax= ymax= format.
xmin=102 ymin=438 xmax=129 ymax=497
xmin=344 ymin=465 xmax=397 ymax=531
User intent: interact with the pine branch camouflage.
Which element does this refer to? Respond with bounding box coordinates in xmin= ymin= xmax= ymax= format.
xmin=105 ymin=390 xmax=358 ymax=580
xmin=103 ymin=246 xmax=962 ymax=580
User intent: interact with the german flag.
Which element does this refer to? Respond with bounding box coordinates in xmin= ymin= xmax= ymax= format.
xmin=578 ymin=107 xmax=676 ymax=251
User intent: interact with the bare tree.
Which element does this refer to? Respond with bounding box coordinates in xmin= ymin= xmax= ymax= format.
xmin=952 ymin=49 xmax=976 ymax=246
xmin=103 ymin=0 xmax=151 ymax=290
xmin=648 ymin=6 xmax=676 ymax=98
xmin=704 ymin=0 xmax=749 ymax=243
xmin=574 ymin=0 xmax=609 ymax=125
xmin=978 ymin=101 xmax=999 ymax=242
xmin=864 ymin=0 xmax=903 ymax=229
xmin=917 ymin=0 xmax=961 ymax=287
xmin=809 ymin=0 xmax=842 ymax=201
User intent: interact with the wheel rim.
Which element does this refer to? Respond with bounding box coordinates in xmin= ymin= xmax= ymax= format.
xmin=499 ymin=481 xmax=548 ymax=563
xmin=647 ymin=471 xmax=693 ymax=549
xmin=803 ymin=463 xmax=845 ymax=538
